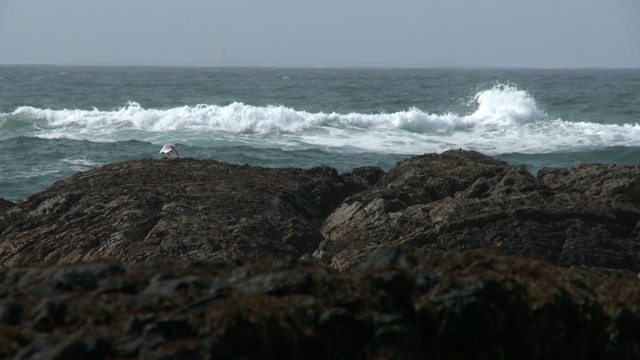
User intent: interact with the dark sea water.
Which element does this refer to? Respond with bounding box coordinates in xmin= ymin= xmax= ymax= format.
xmin=1 ymin=66 xmax=639 ymax=201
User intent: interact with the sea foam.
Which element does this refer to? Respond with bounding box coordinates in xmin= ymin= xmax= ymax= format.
xmin=2 ymin=85 xmax=639 ymax=155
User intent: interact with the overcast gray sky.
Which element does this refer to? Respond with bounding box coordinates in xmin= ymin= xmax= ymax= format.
xmin=1 ymin=0 xmax=639 ymax=68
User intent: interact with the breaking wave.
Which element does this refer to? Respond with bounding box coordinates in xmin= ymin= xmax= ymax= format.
xmin=1 ymin=84 xmax=639 ymax=155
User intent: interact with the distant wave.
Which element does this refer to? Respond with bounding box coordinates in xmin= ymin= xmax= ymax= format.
xmin=2 ymin=84 xmax=640 ymax=155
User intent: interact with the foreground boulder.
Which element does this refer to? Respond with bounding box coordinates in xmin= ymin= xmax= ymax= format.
xmin=0 ymin=248 xmax=639 ymax=359
xmin=316 ymin=150 xmax=640 ymax=277
xmin=0 ymin=159 xmax=369 ymax=266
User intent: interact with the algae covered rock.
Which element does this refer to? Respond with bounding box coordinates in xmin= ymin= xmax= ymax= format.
xmin=0 ymin=159 xmax=364 ymax=266
xmin=0 ymin=248 xmax=638 ymax=359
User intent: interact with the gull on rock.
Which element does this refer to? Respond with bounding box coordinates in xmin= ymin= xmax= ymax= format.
xmin=160 ymin=143 xmax=179 ymax=157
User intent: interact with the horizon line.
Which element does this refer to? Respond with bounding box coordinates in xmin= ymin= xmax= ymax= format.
xmin=2 ymin=62 xmax=639 ymax=70
xmin=0 ymin=59 xmax=640 ymax=70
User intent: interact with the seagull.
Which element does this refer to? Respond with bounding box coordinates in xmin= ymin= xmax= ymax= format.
xmin=160 ymin=143 xmax=179 ymax=157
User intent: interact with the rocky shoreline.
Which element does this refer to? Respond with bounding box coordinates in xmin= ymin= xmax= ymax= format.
xmin=1 ymin=150 xmax=640 ymax=358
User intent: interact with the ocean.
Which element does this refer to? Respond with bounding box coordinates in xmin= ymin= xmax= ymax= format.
xmin=1 ymin=66 xmax=639 ymax=202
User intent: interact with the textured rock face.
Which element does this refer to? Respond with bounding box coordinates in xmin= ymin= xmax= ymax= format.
xmin=0 ymin=198 xmax=13 ymax=234
xmin=0 ymin=159 xmax=366 ymax=266
xmin=2 ymin=152 xmax=640 ymax=277
xmin=0 ymin=248 xmax=639 ymax=359
xmin=316 ymin=150 xmax=640 ymax=276
xmin=2 ymin=151 xmax=640 ymax=358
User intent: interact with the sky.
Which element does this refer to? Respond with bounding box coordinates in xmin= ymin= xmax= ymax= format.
xmin=0 ymin=0 xmax=639 ymax=68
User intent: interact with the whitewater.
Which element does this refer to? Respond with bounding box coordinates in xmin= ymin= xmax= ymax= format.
xmin=1 ymin=66 xmax=639 ymax=201
xmin=3 ymin=84 xmax=640 ymax=155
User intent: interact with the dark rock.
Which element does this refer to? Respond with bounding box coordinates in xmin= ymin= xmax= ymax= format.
xmin=316 ymin=307 xmax=376 ymax=357
xmin=2 ymin=152 xmax=640 ymax=358
xmin=124 ymin=314 xmax=157 ymax=335
xmin=31 ymin=300 xmax=67 ymax=331
xmin=375 ymin=325 xmax=422 ymax=348
xmin=143 ymin=314 xmax=194 ymax=340
xmin=343 ymin=166 xmax=386 ymax=188
xmin=13 ymin=338 xmax=51 ymax=360
xmin=49 ymin=337 xmax=111 ymax=360
xmin=538 ymin=164 xmax=640 ymax=203
xmin=142 ymin=275 xmax=209 ymax=296
xmin=350 ymin=246 xmax=418 ymax=272
xmin=236 ymin=271 xmax=313 ymax=295
xmin=0 ymin=301 xmax=23 ymax=325
xmin=155 ymin=347 xmax=204 ymax=360
xmin=112 ymin=340 xmax=143 ymax=358
xmin=0 ymin=249 xmax=635 ymax=358
xmin=0 ymin=159 xmax=363 ymax=266
xmin=15 ymin=337 xmax=110 ymax=360
xmin=3 ymin=263 xmax=127 ymax=297
xmin=0 ymin=197 xmax=14 ymax=234
xmin=370 ymin=270 xmax=416 ymax=312
xmin=4 ymin=152 xmax=640 ymax=278
xmin=605 ymin=307 xmax=640 ymax=359
xmin=0 ymin=197 xmax=14 ymax=212
xmin=316 ymin=150 xmax=640 ymax=276
xmin=96 ymin=277 xmax=140 ymax=294
xmin=612 ymin=307 xmax=640 ymax=335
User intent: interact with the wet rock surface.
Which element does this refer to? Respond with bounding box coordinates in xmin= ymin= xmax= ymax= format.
xmin=1 ymin=150 xmax=640 ymax=358
xmin=0 ymin=248 xmax=637 ymax=359
xmin=0 ymin=158 xmax=365 ymax=266
xmin=317 ymin=150 xmax=640 ymax=276
xmin=0 ymin=197 xmax=13 ymax=235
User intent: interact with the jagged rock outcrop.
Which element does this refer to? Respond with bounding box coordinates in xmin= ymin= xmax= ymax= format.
xmin=0 ymin=247 xmax=639 ymax=359
xmin=315 ymin=150 xmax=640 ymax=277
xmin=2 ymin=152 xmax=640 ymax=358
xmin=2 ymin=151 xmax=640 ymax=278
xmin=0 ymin=159 xmax=370 ymax=266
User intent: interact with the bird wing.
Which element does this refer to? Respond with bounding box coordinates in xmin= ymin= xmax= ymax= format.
xmin=160 ymin=144 xmax=172 ymax=153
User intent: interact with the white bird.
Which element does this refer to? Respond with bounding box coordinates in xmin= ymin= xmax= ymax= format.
xmin=160 ymin=143 xmax=179 ymax=157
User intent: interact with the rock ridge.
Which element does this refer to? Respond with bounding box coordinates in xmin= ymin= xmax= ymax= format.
xmin=316 ymin=150 xmax=640 ymax=277
xmin=0 ymin=158 xmax=369 ymax=266
xmin=2 ymin=151 xmax=640 ymax=278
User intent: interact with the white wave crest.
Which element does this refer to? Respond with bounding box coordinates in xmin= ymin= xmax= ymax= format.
xmin=472 ymin=84 xmax=546 ymax=126
xmin=7 ymin=85 xmax=544 ymax=136
xmin=4 ymin=85 xmax=638 ymax=155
